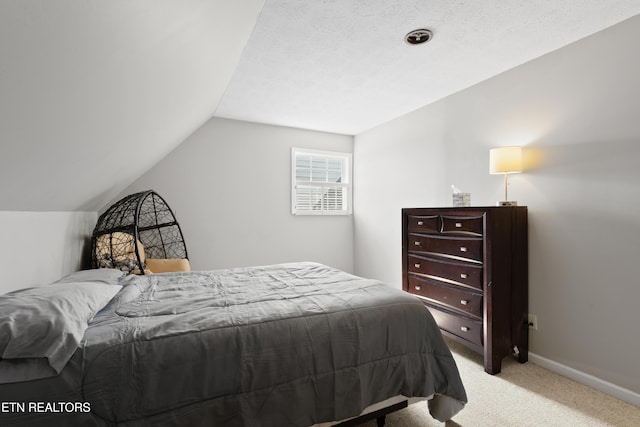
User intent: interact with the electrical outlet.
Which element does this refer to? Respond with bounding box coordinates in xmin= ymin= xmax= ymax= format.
xmin=528 ymin=314 xmax=538 ymax=330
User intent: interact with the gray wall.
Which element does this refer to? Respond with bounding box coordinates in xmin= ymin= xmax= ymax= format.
xmin=0 ymin=211 xmax=96 ymax=294
xmin=354 ymin=16 xmax=640 ymax=394
xmin=118 ymin=117 xmax=354 ymax=273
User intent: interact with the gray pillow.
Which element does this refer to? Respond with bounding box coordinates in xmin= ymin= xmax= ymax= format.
xmin=54 ymin=267 xmax=124 ymax=285
xmin=0 ymin=277 xmax=122 ymax=381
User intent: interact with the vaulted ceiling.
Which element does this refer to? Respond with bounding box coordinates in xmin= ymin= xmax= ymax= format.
xmin=1 ymin=1 xmax=639 ymax=212
xmin=0 ymin=0 xmax=265 ymax=211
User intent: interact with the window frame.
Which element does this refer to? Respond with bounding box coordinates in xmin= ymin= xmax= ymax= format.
xmin=291 ymin=147 xmax=353 ymax=216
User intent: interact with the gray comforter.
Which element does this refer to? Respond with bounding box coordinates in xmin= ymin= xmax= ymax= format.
xmin=0 ymin=262 xmax=466 ymax=426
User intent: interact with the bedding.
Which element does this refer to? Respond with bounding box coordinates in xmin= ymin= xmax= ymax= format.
xmin=0 ymin=262 xmax=466 ymax=426
xmin=0 ymin=269 xmax=123 ymax=382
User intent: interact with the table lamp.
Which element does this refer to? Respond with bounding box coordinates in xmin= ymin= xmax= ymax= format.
xmin=490 ymin=146 xmax=522 ymax=206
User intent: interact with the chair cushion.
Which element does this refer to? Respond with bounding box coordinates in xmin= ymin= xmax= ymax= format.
xmin=145 ymin=258 xmax=191 ymax=273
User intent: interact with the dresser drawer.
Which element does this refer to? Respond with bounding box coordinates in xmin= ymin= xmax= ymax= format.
xmin=408 ymin=234 xmax=483 ymax=263
xmin=441 ymin=215 xmax=484 ymax=236
xmin=408 ymin=255 xmax=483 ymax=290
xmin=407 ymin=215 xmax=439 ymax=233
xmin=408 ymin=276 xmax=482 ymax=319
xmin=427 ymin=305 xmax=483 ymax=347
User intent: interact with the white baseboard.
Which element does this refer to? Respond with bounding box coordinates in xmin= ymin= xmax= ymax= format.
xmin=529 ymin=352 xmax=640 ymax=407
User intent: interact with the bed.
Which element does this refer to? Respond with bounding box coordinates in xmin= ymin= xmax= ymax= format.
xmin=0 ymin=262 xmax=467 ymax=426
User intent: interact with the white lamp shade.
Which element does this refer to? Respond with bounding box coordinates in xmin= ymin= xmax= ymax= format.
xmin=490 ymin=146 xmax=523 ymax=174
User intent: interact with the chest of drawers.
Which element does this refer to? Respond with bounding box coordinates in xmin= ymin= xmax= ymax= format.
xmin=402 ymin=207 xmax=528 ymax=374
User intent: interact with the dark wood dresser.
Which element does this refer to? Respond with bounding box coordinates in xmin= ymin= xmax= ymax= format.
xmin=401 ymin=207 xmax=528 ymax=374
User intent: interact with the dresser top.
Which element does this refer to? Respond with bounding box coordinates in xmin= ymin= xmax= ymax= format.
xmin=403 ymin=206 xmax=527 ymax=211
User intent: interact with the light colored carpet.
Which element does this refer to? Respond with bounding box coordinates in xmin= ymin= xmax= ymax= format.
xmin=361 ymin=338 xmax=640 ymax=427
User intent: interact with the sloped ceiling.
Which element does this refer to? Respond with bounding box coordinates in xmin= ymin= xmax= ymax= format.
xmin=0 ymin=0 xmax=265 ymax=212
xmin=1 ymin=1 xmax=639 ymax=212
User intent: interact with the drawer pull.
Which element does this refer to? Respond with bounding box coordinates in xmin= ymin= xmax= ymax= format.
xmin=414 ymin=285 xmax=421 ymax=291
xmin=460 ymin=299 xmax=469 ymax=305
xmin=414 ymin=241 xmax=421 ymax=246
xmin=455 ymin=222 xmax=463 ymax=228
xmin=460 ymin=273 xmax=468 ymax=279
xmin=417 ymin=221 xmax=424 ymax=226
xmin=460 ymin=246 xmax=467 ymax=252
xmin=414 ymin=263 xmax=421 ymax=269
xmin=460 ymin=326 xmax=470 ymax=332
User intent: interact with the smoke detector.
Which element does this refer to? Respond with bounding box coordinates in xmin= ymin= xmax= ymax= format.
xmin=404 ymin=28 xmax=433 ymax=45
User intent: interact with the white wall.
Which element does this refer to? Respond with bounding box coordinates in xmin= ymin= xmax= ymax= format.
xmin=117 ymin=117 xmax=354 ymax=273
xmin=0 ymin=211 xmax=96 ymax=294
xmin=0 ymin=1 xmax=266 ymax=213
xmin=354 ymin=16 xmax=640 ymax=395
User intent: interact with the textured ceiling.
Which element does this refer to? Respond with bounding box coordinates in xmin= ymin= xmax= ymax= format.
xmin=215 ymin=0 xmax=640 ymax=135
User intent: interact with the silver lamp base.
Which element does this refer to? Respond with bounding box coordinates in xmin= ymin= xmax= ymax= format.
xmin=497 ymin=200 xmax=518 ymax=207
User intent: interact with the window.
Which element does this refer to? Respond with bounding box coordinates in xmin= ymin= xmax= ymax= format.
xmin=291 ymin=147 xmax=352 ymax=215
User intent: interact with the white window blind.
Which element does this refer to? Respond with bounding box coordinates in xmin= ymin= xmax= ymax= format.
xmin=292 ymin=148 xmax=352 ymax=215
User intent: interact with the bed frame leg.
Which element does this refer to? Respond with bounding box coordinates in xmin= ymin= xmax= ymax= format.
xmin=333 ymin=401 xmax=405 ymax=427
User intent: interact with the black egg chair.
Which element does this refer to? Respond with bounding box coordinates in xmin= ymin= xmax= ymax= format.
xmin=91 ymin=190 xmax=188 ymax=274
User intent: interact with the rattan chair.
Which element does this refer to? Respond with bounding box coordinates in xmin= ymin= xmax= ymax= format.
xmin=91 ymin=190 xmax=188 ymax=274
